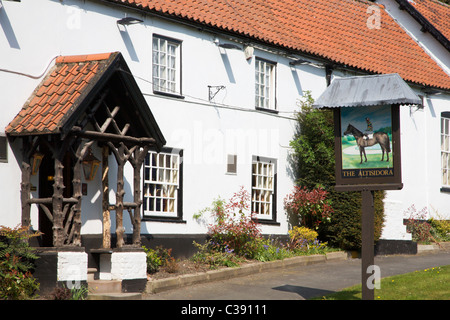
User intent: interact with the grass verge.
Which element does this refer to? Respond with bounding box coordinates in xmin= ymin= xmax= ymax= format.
xmin=313 ymin=265 xmax=450 ymax=300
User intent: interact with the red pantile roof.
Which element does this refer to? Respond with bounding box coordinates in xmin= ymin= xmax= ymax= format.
xmin=409 ymin=0 xmax=450 ymax=41
xmin=6 ymin=53 xmax=118 ymax=136
xmin=107 ymin=0 xmax=450 ymax=89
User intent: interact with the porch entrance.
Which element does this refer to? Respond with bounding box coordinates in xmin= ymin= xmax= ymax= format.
xmin=6 ymin=52 xmax=165 ymax=249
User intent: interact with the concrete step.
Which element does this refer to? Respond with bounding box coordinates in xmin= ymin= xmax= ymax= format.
xmin=88 ymin=279 xmax=122 ymax=294
xmin=88 ymin=292 xmax=142 ymax=300
xmin=87 ymin=268 xmax=97 ymax=281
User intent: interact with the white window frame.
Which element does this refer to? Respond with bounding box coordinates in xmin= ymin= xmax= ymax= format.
xmin=251 ymin=156 xmax=276 ymax=220
xmin=143 ymin=149 xmax=181 ymax=218
xmin=441 ymin=113 xmax=450 ymax=187
xmin=152 ymin=35 xmax=181 ymax=96
xmin=255 ymin=58 xmax=276 ymax=111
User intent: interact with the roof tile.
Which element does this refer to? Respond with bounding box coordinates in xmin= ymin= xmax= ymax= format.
xmin=409 ymin=0 xmax=450 ymax=41
xmin=6 ymin=53 xmax=117 ymax=135
xmin=107 ymin=0 xmax=450 ymax=89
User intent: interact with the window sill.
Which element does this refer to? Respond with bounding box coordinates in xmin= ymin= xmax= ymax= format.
xmin=255 ymin=107 xmax=278 ymax=114
xmin=253 ymin=218 xmax=280 ymax=226
xmin=153 ymin=90 xmax=185 ymax=100
xmin=440 ymin=187 xmax=450 ymax=193
xmin=143 ymin=216 xmax=186 ymax=223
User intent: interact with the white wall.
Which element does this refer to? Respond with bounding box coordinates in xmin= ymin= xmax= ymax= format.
xmin=381 ymin=91 xmax=450 ymax=240
xmin=1 ymin=0 xmax=448 ymax=244
xmin=1 ymin=0 xmax=323 ymax=238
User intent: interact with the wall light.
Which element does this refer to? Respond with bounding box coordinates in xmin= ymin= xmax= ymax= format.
xmin=31 ymin=152 xmax=44 ymax=176
xmin=289 ymin=58 xmax=311 ymax=66
xmin=117 ymin=17 xmax=143 ymax=25
xmin=218 ymin=43 xmax=242 ymax=50
xmin=82 ymin=148 xmax=100 ymax=181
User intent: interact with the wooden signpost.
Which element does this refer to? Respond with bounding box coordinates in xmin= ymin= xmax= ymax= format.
xmin=313 ymin=74 xmax=422 ymax=300
xmin=333 ymin=104 xmax=403 ymax=300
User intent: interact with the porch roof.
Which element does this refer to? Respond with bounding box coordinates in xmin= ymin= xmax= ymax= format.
xmin=5 ymin=52 xmax=166 ymax=149
xmin=313 ymin=73 xmax=423 ymax=108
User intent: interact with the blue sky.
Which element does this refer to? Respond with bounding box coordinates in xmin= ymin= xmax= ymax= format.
xmin=340 ymin=105 xmax=392 ymax=136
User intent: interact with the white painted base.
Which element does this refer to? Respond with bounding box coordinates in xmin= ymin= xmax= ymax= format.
xmin=57 ymin=251 xmax=88 ymax=288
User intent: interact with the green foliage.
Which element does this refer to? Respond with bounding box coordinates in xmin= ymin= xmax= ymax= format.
xmin=143 ymin=246 xmax=162 ymax=273
xmin=429 ymin=209 xmax=450 ymax=242
xmin=143 ymin=245 xmax=177 ymax=274
xmin=315 ymin=265 xmax=450 ymax=300
xmin=49 ymin=284 xmax=89 ymax=300
xmin=0 ymin=225 xmax=40 ymax=300
xmin=430 ymin=218 xmax=450 ymax=242
xmin=203 ymin=187 xmax=262 ymax=259
xmin=289 ymin=92 xmax=385 ymax=250
xmin=190 ymin=241 xmax=244 ymax=269
xmin=404 ymin=205 xmax=434 ymax=243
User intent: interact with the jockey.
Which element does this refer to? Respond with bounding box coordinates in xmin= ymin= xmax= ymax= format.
xmin=363 ymin=117 xmax=373 ymax=140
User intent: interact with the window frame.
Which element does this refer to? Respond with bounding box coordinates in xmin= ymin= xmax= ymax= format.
xmin=152 ymin=34 xmax=183 ymax=98
xmin=0 ymin=135 xmax=7 ymax=163
xmin=251 ymin=155 xmax=278 ymax=224
xmin=441 ymin=112 xmax=450 ymax=191
xmin=142 ymin=147 xmax=184 ymax=222
xmin=255 ymin=57 xmax=277 ymax=112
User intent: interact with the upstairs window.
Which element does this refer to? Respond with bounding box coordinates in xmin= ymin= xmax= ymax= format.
xmin=255 ymin=58 xmax=276 ymax=111
xmin=152 ymin=35 xmax=182 ymax=96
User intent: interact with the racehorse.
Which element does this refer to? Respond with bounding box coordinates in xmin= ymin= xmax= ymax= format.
xmin=343 ymin=124 xmax=391 ymax=164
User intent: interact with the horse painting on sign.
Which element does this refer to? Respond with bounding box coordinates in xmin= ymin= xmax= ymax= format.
xmin=340 ymin=105 xmax=393 ymax=170
xmin=344 ymin=124 xmax=391 ymax=164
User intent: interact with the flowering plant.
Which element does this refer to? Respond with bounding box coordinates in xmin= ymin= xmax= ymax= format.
xmin=207 ymin=186 xmax=262 ymax=258
xmin=284 ymin=186 xmax=333 ymax=229
xmin=287 ymin=226 xmax=326 ymax=252
xmin=404 ymin=205 xmax=434 ymax=243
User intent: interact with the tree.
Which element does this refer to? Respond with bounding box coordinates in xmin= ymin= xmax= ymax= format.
xmin=288 ymin=92 xmax=385 ymax=250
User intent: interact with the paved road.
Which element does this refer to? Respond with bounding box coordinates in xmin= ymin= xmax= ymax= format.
xmin=143 ymin=250 xmax=450 ymax=300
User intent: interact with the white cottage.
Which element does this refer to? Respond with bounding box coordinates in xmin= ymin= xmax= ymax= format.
xmin=0 ymin=0 xmax=449 ymax=293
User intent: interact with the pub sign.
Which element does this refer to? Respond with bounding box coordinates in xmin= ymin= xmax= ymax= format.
xmin=333 ymin=104 xmax=402 ymax=190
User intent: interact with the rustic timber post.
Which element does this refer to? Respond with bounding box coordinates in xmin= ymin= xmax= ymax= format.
xmin=71 ymin=141 xmax=85 ymax=247
xmin=52 ymin=156 xmax=65 ymax=247
xmin=115 ymin=143 xmax=126 ymax=248
xmin=102 ymin=145 xmax=111 ymax=248
xmin=20 ymin=139 xmax=32 ymax=229
xmin=131 ymin=146 xmax=150 ymax=246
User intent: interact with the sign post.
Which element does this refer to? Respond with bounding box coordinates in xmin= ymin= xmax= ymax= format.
xmin=361 ymin=189 xmax=375 ymax=300
xmin=313 ymin=74 xmax=422 ymax=300
xmin=333 ymin=104 xmax=402 ymax=300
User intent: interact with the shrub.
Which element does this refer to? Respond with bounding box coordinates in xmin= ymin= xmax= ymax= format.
xmin=252 ymin=238 xmax=292 ymax=262
xmin=0 ymin=225 xmax=40 ymax=300
xmin=286 ymin=226 xmax=328 ymax=254
xmin=404 ymin=205 xmax=434 ymax=243
xmin=142 ymin=246 xmax=162 ymax=274
xmin=49 ymin=284 xmax=89 ymax=300
xmin=191 ymin=241 xmax=243 ymax=269
xmin=143 ymin=245 xmax=178 ymax=274
xmin=284 ymin=186 xmax=333 ymax=229
xmin=206 ymin=187 xmax=262 ymax=258
xmin=429 ymin=210 xmax=450 ymax=242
